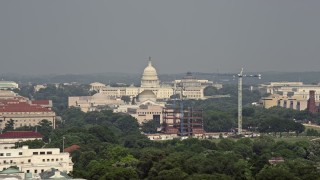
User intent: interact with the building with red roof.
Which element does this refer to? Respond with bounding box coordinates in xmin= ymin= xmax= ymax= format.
xmin=0 ymin=91 xmax=56 ymax=130
xmin=0 ymin=131 xmax=43 ymax=143
xmin=63 ymin=144 xmax=80 ymax=153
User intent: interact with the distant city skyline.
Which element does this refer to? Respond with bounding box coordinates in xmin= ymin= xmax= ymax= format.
xmin=1 ymin=1 xmax=320 ymax=75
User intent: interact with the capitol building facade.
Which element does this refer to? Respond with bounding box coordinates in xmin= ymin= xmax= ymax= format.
xmin=92 ymin=57 xmax=219 ymax=100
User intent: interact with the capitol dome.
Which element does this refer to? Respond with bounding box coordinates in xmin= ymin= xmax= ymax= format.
xmin=137 ymin=90 xmax=157 ymax=102
xmin=141 ymin=57 xmax=160 ymax=88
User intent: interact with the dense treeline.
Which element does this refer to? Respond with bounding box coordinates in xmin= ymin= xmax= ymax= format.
xmin=36 ymin=108 xmax=320 ymax=179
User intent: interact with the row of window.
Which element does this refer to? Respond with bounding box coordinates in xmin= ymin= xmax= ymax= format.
xmin=0 ymin=153 xmax=12 ymax=157
xmin=1 ymin=158 xmax=63 ymax=166
xmin=33 ymin=151 xmax=52 ymax=155
xmin=1 ymin=159 xmax=31 ymax=164
xmin=26 ymin=169 xmax=45 ymax=174
xmin=185 ymin=95 xmax=201 ymax=98
xmin=1 ymin=151 xmax=52 ymax=157
xmin=42 ymin=158 xmax=63 ymax=162
xmin=137 ymin=112 xmax=162 ymax=115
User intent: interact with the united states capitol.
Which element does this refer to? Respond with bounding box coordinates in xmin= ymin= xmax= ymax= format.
xmin=69 ymin=57 xmax=222 ymax=114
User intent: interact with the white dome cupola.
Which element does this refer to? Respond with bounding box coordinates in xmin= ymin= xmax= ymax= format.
xmin=141 ymin=57 xmax=160 ymax=88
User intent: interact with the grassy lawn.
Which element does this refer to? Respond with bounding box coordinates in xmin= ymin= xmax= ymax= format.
xmin=272 ymin=136 xmax=315 ymax=143
xmin=304 ymin=124 xmax=320 ymax=131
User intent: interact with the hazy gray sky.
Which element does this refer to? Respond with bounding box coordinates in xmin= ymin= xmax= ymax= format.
xmin=0 ymin=1 xmax=319 ymax=75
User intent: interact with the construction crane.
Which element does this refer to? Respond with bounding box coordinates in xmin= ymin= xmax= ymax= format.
xmin=237 ymin=68 xmax=261 ymax=135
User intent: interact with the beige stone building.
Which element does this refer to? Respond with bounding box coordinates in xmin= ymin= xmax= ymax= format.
xmin=0 ymin=91 xmax=56 ymax=130
xmin=128 ymin=105 xmax=163 ymax=124
xmin=113 ymin=90 xmax=166 ymax=124
xmin=258 ymin=82 xmax=320 ymax=97
xmin=68 ymin=93 xmax=125 ymax=112
xmin=89 ymin=82 xmax=106 ymax=92
xmin=259 ymin=82 xmax=320 ymax=110
xmin=260 ymin=94 xmax=308 ymax=111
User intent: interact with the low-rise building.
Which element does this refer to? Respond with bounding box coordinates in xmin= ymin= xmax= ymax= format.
xmin=0 ymin=145 xmax=73 ymax=177
xmin=113 ymin=90 xmax=166 ymax=124
xmin=259 ymin=82 xmax=320 ymax=111
xmin=258 ymin=82 xmax=304 ymax=94
xmin=68 ymin=93 xmax=125 ymax=112
xmin=0 ymin=131 xmax=43 ymax=144
xmin=128 ymin=104 xmax=164 ymax=124
xmin=89 ymin=82 xmax=106 ymax=92
xmin=0 ymin=91 xmax=56 ymax=130
xmin=261 ymin=95 xmax=308 ymax=111
xmin=260 ymin=90 xmax=320 ymax=112
xmin=0 ymin=81 xmax=19 ymax=90
xmin=0 ymin=100 xmax=56 ymax=130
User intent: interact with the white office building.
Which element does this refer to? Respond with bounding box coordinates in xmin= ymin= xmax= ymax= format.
xmin=0 ymin=145 xmax=73 ymax=177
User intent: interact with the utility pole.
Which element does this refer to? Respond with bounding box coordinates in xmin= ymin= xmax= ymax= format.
xmin=62 ymin=136 xmax=65 ymax=152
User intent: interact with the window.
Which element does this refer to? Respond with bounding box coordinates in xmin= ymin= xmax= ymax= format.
xmin=41 ymin=169 xmax=44 ymax=173
xmin=47 ymin=151 xmax=52 ymax=155
xmin=34 ymin=170 xmax=37 ymax=173
xmin=42 ymin=159 xmax=45 ymax=162
xmin=28 ymin=159 xmax=31 ymax=163
xmin=0 ymin=153 xmax=3 ymax=156
xmin=27 ymin=170 xmax=30 ymax=173
xmin=33 ymin=152 xmax=38 ymax=155
xmin=19 ymin=152 xmax=23 ymax=155
xmin=51 ymin=159 xmax=54 ymax=162
xmin=6 ymin=153 xmax=11 ymax=156
xmin=40 ymin=152 xmax=45 ymax=155
xmin=47 ymin=159 xmax=50 ymax=162
xmin=56 ymin=158 xmax=58 ymax=161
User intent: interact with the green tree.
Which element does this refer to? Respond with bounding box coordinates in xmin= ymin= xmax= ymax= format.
xmin=121 ymin=96 xmax=131 ymax=103
xmin=37 ymin=119 xmax=53 ymax=142
xmin=15 ymin=139 xmax=45 ymax=149
xmin=141 ymin=120 xmax=159 ymax=134
xmin=88 ymin=125 xmax=117 ymax=144
xmin=307 ymin=140 xmax=320 ymax=162
xmin=255 ymin=165 xmax=296 ymax=180
xmin=204 ymin=86 xmax=218 ymax=96
xmin=218 ymin=138 xmax=236 ymax=151
xmin=306 ymin=129 xmax=319 ymax=136
xmin=3 ymin=119 xmax=15 ymax=132
xmin=103 ymin=167 xmax=138 ymax=180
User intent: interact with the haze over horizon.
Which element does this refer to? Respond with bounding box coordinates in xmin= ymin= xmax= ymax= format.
xmin=1 ymin=1 xmax=320 ymax=75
